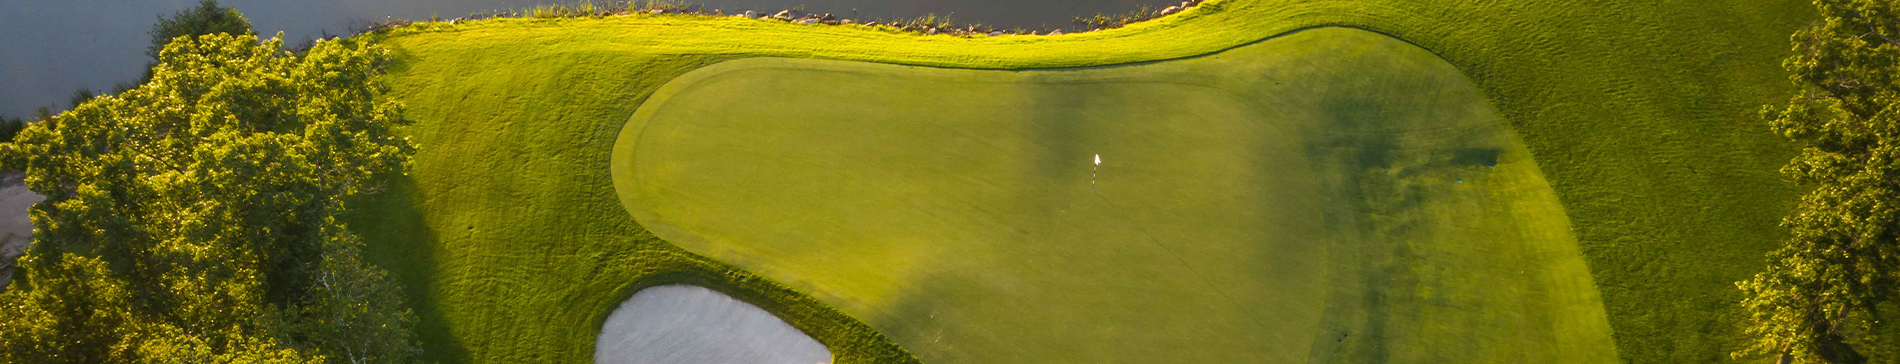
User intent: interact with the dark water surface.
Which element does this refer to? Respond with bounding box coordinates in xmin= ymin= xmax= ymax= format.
xmin=0 ymin=0 xmax=1175 ymax=118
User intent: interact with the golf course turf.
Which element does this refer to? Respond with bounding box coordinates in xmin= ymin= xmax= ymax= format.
xmin=352 ymin=0 xmax=1851 ymax=362
xmin=614 ymin=27 xmax=1614 ymax=363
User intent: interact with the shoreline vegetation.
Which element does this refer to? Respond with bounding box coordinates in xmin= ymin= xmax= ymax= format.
xmin=342 ymin=0 xmax=1206 ymax=39
xmin=0 ymin=0 xmax=1191 ymax=121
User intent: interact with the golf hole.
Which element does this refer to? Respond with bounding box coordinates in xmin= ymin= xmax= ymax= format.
xmin=594 ymin=284 xmax=831 ymax=364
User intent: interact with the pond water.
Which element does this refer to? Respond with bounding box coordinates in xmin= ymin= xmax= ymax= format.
xmin=0 ymin=0 xmax=1177 ymax=118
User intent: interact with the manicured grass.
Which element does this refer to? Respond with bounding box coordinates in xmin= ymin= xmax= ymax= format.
xmin=356 ymin=0 xmax=1827 ymax=362
xmin=614 ymin=27 xmax=1616 ymax=363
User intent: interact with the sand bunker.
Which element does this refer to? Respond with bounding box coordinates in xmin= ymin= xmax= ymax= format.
xmin=595 ymin=284 xmax=831 ymax=364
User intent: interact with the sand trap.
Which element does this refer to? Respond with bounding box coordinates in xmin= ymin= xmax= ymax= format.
xmin=595 ymin=284 xmax=831 ymax=364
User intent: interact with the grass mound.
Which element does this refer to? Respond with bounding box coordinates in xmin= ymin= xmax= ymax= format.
xmin=613 ymin=27 xmax=1616 ymax=363
xmin=358 ymin=0 xmax=1822 ymax=362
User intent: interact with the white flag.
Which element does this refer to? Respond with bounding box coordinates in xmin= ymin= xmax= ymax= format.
xmin=1094 ymin=154 xmax=1101 ymax=165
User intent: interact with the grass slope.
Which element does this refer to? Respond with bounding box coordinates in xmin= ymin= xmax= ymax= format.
xmin=613 ymin=27 xmax=1616 ymax=363
xmin=359 ymin=0 xmax=1817 ymax=362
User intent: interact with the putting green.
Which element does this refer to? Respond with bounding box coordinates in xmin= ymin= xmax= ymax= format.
xmin=612 ymin=27 xmax=1614 ymax=362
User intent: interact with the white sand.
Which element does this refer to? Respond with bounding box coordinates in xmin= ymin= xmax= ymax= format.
xmin=595 ymin=284 xmax=832 ymax=364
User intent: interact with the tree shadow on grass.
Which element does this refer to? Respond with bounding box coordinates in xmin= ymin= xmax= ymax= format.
xmin=351 ymin=174 xmax=470 ymax=364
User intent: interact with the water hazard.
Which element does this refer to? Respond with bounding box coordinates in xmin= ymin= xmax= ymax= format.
xmin=0 ymin=0 xmax=1179 ymax=118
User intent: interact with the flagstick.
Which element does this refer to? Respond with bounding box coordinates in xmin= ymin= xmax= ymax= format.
xmin=1092 ymin=154 xmax=1100 ymax=191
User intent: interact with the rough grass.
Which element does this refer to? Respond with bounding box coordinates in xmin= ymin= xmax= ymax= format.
xmin=356 ymin=0 xmax=1821 ymax=362
xmin=612 ymin=27 xmax=1618 ymax=363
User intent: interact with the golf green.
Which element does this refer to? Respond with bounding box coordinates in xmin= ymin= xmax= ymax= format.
xmin=613 ymin=27 xmax=1613 ymax=362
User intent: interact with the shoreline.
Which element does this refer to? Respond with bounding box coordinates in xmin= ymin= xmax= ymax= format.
xmin=345 ymin=0 xmax=1206 ymax=41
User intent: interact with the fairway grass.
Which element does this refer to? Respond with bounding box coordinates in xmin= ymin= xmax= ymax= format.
xmin=614 ymin=27 xmax=1616 ymax=362
xmin=358 ymin=0 xmax=1828 ymax=362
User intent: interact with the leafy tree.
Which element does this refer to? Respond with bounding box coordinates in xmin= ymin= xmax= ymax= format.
xmin=1738 ymin=0 xmax=1900 ymax=362
xmin=147 ymin=0 xmax=252 ymax=62
xmin=0 ymin=116 xmax=22 ymax=144
xmin=67 ymin=88 xmax=95 ymax=110
xmin=0 ymin=31 xmax=418 ymax=364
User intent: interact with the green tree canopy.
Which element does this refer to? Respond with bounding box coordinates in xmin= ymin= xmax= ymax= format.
xmin=0 ymin=31 xmax=418 ymax=364
xmin=1739 ymin=0 xmax=1900 ymax=362
xmin=147 ymin=0 xmax=252 ymax=62
xmin=0 ymin=116 xmax=22 ymax=144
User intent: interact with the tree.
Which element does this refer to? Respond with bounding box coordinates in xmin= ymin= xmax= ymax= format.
xmin=67 ymin=88 xmax=95 ymax=110
xmin=0 ymin=116 xmax=21 ymax=144
xmin=1738 ymin=0 xmax=1900 ymax=363
xmin=0 ymin=31 xmax=418 ymax=364
xmin=147 ymin=0 xmax=252 ymax=62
